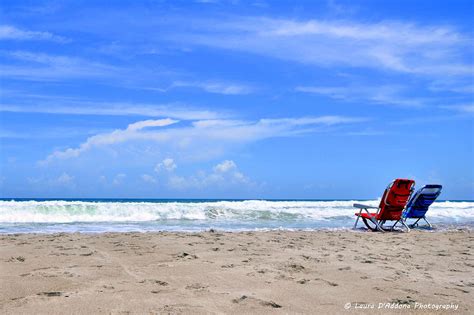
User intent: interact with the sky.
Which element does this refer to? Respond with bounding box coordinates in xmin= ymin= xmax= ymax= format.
xmin=0 ymin=0 xmax=473 ymax=200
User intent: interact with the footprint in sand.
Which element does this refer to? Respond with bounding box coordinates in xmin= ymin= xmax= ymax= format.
xmin=434 ymin=292 xmax=455 ymax=297
xmin=157 ymin=304 xmax=201 ymax=313
xmin=7 ymin=256 xmax=26 ymax=262
xmin=37 ymin=291 xmax=62 ymax=297
xmin=338 ymin=266 xmax=351 ymax=271
xmin=232 ymin=295 xmax=282 ymax=309
xmin=390 ymin=298 xmax=416 ymax=305
xmin=176 ymin=252 xmax=198 ymax=259
xmin=402 ymin=288 xmax=419 ymax=294
xmin=185 ymin=283 xmax=208 ymax=291
xmin=138 ymin=279 xmax=168 ymax=286
xmin=284 ymin=263 xmax=305 ymax=272
xmin=221 ymin=264 xmax=235 ymax=268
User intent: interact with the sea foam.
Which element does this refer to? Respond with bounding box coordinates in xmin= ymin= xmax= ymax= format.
xmin=0 ymin=199 xmax=472 ymax=233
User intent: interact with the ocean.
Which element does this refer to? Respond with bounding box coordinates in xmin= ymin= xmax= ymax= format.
xmin=0 ymin=199 xmax=473 ymax=233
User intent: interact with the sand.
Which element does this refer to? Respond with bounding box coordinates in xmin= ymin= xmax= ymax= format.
xmin=0 ymin=230 xmax=472 ymax=314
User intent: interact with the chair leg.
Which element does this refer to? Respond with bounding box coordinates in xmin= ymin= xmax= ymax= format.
xmin=408 ymin=218 xmax=421 ymax=228
xmin=373 ymin=219 xmax=385 ymax=233
xmin=391 ymin=220 xmax=399 ymax=231
xmin=413 ymin=218 xmax=421 ymax=227
xmin=400 ymin=220 xmax=410 ymax=232
xmin=353 ymin=216 xmax=360 ymax=229
xmin=423 ymin=217 xmax=432 ymax=228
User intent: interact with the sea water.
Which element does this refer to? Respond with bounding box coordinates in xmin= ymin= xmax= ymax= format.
xmin=0 ymin=199 xmax=473 ymax=233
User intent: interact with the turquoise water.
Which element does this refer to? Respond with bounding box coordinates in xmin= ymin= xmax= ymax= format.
xmin=0 ymin=199 xmax=473 ymax=233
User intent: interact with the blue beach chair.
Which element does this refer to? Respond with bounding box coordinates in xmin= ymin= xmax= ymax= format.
xmin=402 ymin=184 xmax=442 ymax=229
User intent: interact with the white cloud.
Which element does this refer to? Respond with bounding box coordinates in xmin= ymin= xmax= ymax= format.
xmin=326 ymin=0 xmax=358 ymax=15
xmin=345 ymin=129 xmax=385 ymax=136
xmin=429 ymin=79 xmax=474 ymax=94
xmin=167 ymin=175 xmax=188 ymax=189
xmin=56 ymin=172 xmax=74 ymax=185
xmin=456 ymin=105 xmax=474 ymax=113
xmin=40 ymin=119 xmax=179 ymax=164
xmin=155 ymin=158 xmax=177 ymax=172
xmin=41 ymin=115 xmax=367 ymax=164
xmin=440 ymin=104 xmax=474 ymax=113
xmin=113 ymin=173 xmax=126 ymax=185
xmin=1 ymin=51 xmax=117 ymax=81
xmin=195 ymin=0 xmax=220 ymax=4
xmin=167 ymin=160 xmax=251 ymax=190
xmin=27 ymin=177 xmax=42 ymax=185
xmin=28 ymin=173 xmax=75 ymax=188
xmin=1 ymin=50 xmax=254 ymax=94
xmin=127 ymin=119 xmax=179 ymax=131
xmin=171 ymin=17 xmax=471 ymax=77
xmin=213 ymin=160 xmax=236 ymax=173
xmin=260 ymin=19 xmax=461 ymax=44
xmin=0 ymin=101 xmax=224 ymax=120
xmin=0 ymin=25 xmax=68 ymax=42
xmin=170 ymin=81 xmax=254 ymax=95
xmin=141 ymin=174 xmax=157 ymax=183
xmin=295 ymin=85 xmax=428 ymax=107
xmin=258 ymin=116 xmax=367 ymax=126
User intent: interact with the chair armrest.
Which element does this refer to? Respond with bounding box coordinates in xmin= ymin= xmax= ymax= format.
xmin=353 ymin=203 xmax=378 ymax=209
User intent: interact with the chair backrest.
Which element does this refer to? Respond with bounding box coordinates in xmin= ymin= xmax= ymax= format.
xmin=376 ymin=179 xmax=415 ymax=220
xmin=403 ymin=184 xmax=442 ymax=219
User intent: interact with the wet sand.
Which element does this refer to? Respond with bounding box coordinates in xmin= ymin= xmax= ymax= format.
xmin=0 ymin=230 xmax=472 ymax=314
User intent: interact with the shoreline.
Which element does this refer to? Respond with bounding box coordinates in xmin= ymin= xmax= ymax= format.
xmin=1 ymin=230 xmax=472 ymax=314
xmin=1 ymin=225 xmax=472 ymax=235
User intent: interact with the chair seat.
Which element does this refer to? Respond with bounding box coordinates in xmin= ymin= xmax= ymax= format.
xmin=353 ymin=179 xmax=416 ymax=232
xmin=404 ymin=214 xmax=425 ymax=219
xmin=355 ymin=212 xmax=377 ymax=219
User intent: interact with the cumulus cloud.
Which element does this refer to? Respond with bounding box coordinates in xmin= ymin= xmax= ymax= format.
xmin=141 ymin=174 xmax=157 ymax=183
xmin=27 ymin=172 xmax=75 ymax=188
xmin=56 ymin=172 xmax=74 ymax=185
xmin=112 ymin=173 xmax=126 ymax=185
xmin=155 ymin=158 xmax=177 ymax=172
xmin=167 ymin=160 xmax=251 ymax=190
xmin=213 ymin=160 xmax=236 ymax=173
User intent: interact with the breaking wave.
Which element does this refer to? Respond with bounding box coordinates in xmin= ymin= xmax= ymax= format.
xmin=1 ymin=199 xmax=473 ymax=222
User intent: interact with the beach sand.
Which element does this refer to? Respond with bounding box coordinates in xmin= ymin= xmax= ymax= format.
xmin=0 ymin=230 xmax=472 ymax=314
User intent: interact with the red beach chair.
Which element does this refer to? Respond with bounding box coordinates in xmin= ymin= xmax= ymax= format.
xmin=353 ymin=179 xmax=415 ymax=232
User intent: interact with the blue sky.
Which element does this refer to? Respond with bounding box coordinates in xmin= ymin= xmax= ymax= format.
xmin=0 ymin=0 xmax=473 ymax=199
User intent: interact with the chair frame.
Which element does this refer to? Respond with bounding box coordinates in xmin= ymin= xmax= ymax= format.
xmin=405 ymin=216 xmax=432 ymax=229
xmin=353 ymin=180 xmax=414 ymax=232
xmin=353 ymin=204 xmax=412 ymax=232
xmin=401 ymin=185 xmax=441 ymax=229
